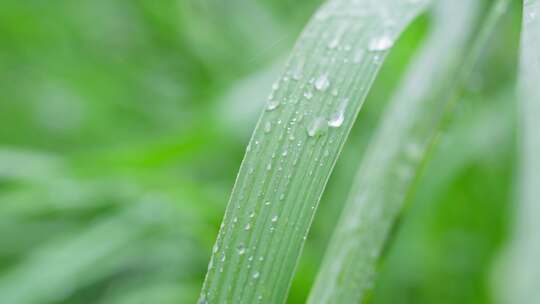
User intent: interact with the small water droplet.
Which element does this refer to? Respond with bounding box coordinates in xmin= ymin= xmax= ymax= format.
xmin=307 ymin=117 xmax=328 ymax=137
xmin=304 ymin=90 xmax=313 ymax=100
xmin=266 ymin=163 xmax=272 ymax=171
xmin=267 ymin=99 xmax=280 ymax=111
xmin=249 ymin=211 xmax=256 ymax=218
xmin=328 ymin=23 xmax=347 ymax=49
xmin=369 ymin=34 xmax=394 ymax=51
xmin=198 ymin=297 xmax=208 ymax=304
xmin=314 ymin=73 xmax=330 ymax=91
xmin=292 ymin=58 xmax=305 ymax=80
xmin=264 ymin=121 xmax=272 ymax=133
xmin=244 ymin=223 xmax=252 ymax=231
xmin=281 ymin=150 xmax=288 ymax=157
xmin=253 ymin=271 xmax=260 ymax=279
xmin=328 ymin=98 xmax=349 ymax=128
xmin=271 ymin=215 xmax=279 ymax=223
xmin=237 ymin=244 xmax=246 ymax=255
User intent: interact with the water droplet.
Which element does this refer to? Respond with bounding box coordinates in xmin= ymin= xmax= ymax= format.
xmin=271 ymin=215 xmax=279 ymax=223
xmin=526 ymin=10 xmax=538 ymax=23
xmin=328 ymin=98 xmax=349 ymax=128
xmin=249 ymin=211 xmax=256 ymax=218
xmin=252 ymin=271 xmax=260 ymax=279
xmin=292 ymin=58 xmax=305 ymax=80
xmin=244 ymin=223 xmax=252 ymax=231
xmin=198 ymin=297 xmax=208 ymax=304
xmin=237 ymin=244 xmax=246 ymax=255
xmin=267 ymin=99 xmax=280 ymax=111
xmin=368 ymin=34 xmax=394 ymax=51
xmin=314 ymin=73 xmax=330 ymax=91
xmin=328 ymin=23 xmax=347 ymax=49
xmin=281 ymin=150 xmax=288 ymax=157
xmin=304 ymin=90 xmax=313 ymax=100
xmin=264 ymin=121 xmax=272 ymax=133
xmin=307 ymin=117 xmax=328 ymax=137
xmin=213 ymin=244 xmax=219 ymax=254
xmin=266 ymin=163 xmax=272 ymax=171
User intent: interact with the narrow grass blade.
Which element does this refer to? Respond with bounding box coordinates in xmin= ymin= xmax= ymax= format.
xmin=308 ymin=0 xmax=511 ymax=302
xmin=198 ymin=0 xmax=430 ymax=303
xmin=496 ymin=1 xmax=540 ymax=303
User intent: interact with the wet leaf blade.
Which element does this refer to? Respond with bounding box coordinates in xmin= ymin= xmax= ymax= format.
xmin=199 ymin=0 xmax=430 ymax=303
xmin=498 ymin=1 xmax=540 ymax=302
xmin=308 ymin=0 xmax=510 ymax=303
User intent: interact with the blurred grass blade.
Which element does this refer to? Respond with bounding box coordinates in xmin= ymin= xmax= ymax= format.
xmin=497 ymin=1 xmax=540 ymax=303
xmin=199 ymin=0 xmax=430 ymax=303
xmin=0 ymin=202 xmax=183 ymax=304
xmin=308 ymin=0 xmax=511 ymax=302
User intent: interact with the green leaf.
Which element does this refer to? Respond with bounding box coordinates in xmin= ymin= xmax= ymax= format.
xmin=496 ymin=0 xmax=540 ymax=303
xmin=199 ymin=0 xmax=430 ymax=303
xmin=308 ymin=0 xmax=511 ymax=302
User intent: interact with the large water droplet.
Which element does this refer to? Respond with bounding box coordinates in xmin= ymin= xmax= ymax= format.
xmin=314 ymin=73 xmax=330 ymax=91
xmin=307 ymin=117 xmax=328 ymax=137
xmin=368 ymin=34 xmax=394 ymax=51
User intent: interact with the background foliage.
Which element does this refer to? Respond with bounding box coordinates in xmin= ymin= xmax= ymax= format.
xmin=0 ymin=0 xmax=522 ymax=303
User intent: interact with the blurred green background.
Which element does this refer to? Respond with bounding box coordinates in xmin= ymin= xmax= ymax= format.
xmin=0 ymin=0 xmax=521 ymax=303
